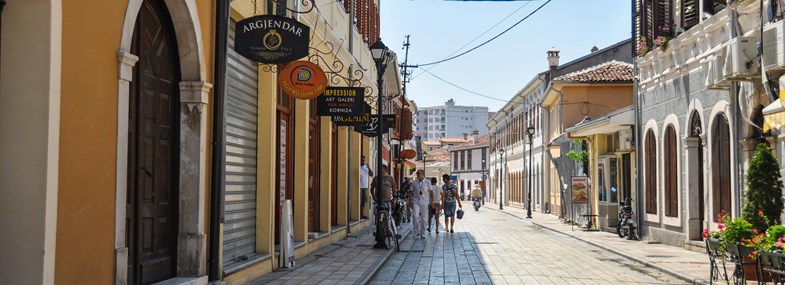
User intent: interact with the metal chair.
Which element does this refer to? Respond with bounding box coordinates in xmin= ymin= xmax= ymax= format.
xmin=725 ymin=243 xmax=760 ymax=285
xmin=707 ymin=238 xmax=730 ymax=285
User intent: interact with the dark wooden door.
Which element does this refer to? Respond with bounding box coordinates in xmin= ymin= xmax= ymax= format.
xmin=308 ymin=104 xmax=320 ymax=232
xmin=127 ymin=0 xmax=179 ymax=283
xmin=331 ymin=125 xmax=338 ymax=226
xmin=712 ymin=114 xmax=732 ymax=220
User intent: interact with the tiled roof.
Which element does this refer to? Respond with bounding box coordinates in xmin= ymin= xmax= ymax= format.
xmin=439 ymin=137 xmax=470 ymax=143
xmin=554 ymin=60 xmax=633 ymax=82
xmin=425 ymin=148 xmax=450 ymax=162
xmin=423 ymin=141 xmax=441 ymax=146
xmin=477 ymin=134 xmax=490 ymax=144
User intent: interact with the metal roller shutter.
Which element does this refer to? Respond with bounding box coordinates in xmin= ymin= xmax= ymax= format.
xmin=223 ymin=22 xmax=259 ymax=268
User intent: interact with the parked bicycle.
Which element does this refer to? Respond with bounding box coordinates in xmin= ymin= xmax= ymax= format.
xmin=375 ymin=203 xmax=400 ymax=251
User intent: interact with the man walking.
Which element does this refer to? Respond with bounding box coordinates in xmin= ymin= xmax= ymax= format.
xmin=360 ymin=155 xmax=373 ymax=219
xmin=410 ymin=169 xmax=431 ymax=239
xmin=442 ymin=174 xmax=462 ymax=233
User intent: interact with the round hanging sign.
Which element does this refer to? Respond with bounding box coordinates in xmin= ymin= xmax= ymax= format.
xmin=278 ymin=61 xmax=328 ymax=100
xmin=400 ymin=149 xmax=417 ymax=160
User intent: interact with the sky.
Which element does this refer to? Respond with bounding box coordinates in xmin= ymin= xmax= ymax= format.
xmin=379 ymin=0 xmax=632 ymax=112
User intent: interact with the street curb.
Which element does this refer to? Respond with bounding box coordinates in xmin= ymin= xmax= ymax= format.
xmin=355 ymin=224 xmax=412 ymax=285
xmin=486 ymin=207 xmax=708 ymax=285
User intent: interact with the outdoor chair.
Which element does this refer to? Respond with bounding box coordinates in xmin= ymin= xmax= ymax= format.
xmin=760 ymin=251 xmax=785 ymax=285
xmin=707 ymin=238 xmax=730 ymax=285
xmin=725 ymin=243 xmax=761 ymax=285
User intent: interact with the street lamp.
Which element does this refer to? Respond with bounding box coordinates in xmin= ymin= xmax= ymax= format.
xmin=422 ymin=151 xmax=427 ymax=178
xmin=481 ymin=159 xmax=486 ymax=205
xmin=526 ymin=123 xmax=535 ymax=219
xmin=499 ymin=148 xmax=504 ymax=210
xmin=370 ymin=38 xmax=390 ymax=249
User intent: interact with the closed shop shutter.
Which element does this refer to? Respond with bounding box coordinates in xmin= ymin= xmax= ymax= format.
xmin=223 ymin=22 xmax=260 ymax=268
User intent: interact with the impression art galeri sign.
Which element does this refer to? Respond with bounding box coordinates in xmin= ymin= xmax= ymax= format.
xmin=317 ymin=87 xmax=364 ymax=116
xmin=234 ymin=15 xmax=310 ymax=64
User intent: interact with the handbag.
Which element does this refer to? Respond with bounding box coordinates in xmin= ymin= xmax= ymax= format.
xmin=456 ymin=208 xmax=464 ymax=220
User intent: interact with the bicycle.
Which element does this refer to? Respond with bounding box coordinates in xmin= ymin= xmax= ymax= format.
xmin=376 ymin=203 xmax=400 ymax=252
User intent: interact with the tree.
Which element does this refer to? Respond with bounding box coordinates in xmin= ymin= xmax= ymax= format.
xmin=742 ymin=143 xmax=784 ymax=232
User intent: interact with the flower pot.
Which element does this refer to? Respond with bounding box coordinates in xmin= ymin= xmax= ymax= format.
xmin=727 ymin=244 xmax=765 ymax=282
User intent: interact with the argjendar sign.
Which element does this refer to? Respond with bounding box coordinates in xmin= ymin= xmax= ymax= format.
xmin=235 ymin=15 xmax=310 ymax=64
xmin=317 ymin=87 xmax=364 ymax=116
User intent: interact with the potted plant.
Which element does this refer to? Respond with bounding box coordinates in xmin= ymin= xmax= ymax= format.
xmin=742 ymin=143 xmax=784 ymax=233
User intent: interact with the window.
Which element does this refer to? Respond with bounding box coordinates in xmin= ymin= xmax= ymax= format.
xmin=461 ymin=151 xmax=465 ymax=170
xmin=482 ymin=148 xmax=487 ymax=170
xmin=664 ymin=125 xmax=678 ymax=217
xmin=645 ymin=129 xmax=657 ymax=214
xmin=468 ymin=150 xmax=473 ymax=171
xmin=712 ymin=114 xmax=732 ymax=220
xmin=609 ymin=158 xmax=618 ymax=204
xmin=453 ymin=152 xmax=458 ymax=171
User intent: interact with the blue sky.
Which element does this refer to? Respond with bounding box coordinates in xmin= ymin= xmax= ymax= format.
xmin=379 ymin=0 xmax=632 ymax=112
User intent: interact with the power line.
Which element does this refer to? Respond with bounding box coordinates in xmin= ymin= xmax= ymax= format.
xmin=420 ymin=69 xmax=508 ymax=102
xmin=415 ymin=0 xmax=553 ymax=67
xmin=411 ymin=1 xmax=533 ymax=80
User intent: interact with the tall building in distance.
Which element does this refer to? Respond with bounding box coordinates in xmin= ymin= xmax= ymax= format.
xmin=415 ymin=99 xmax=489 ymax=141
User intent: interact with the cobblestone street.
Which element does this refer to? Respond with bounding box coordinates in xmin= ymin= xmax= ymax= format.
xmin=369 ymin=206 xmax=687 ymax=285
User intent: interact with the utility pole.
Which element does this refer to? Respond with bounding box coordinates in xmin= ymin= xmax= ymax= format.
xmin=400 ymin=35 xmax=415 ymax=98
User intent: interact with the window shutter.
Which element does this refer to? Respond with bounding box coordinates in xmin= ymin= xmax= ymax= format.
xmin=645 ymin=130 xmax=658 ymax=214
xmin=655 ymin=0 xmax=673 ymax=38
xmin=682 ymin=0 xmax=698 ymax=29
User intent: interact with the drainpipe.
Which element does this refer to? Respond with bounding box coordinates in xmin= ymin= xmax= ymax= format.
xmin=631 ymin=0 xmax=645 ymax=238
xmin=730 ymin=2 xmax=744 ymax=218
xmin=209 ymin=0 xmax=230 ymax=281
xmin=346 ymin=0 xmax=354 ymax=234
xmin=0 ymin=0 xmax=5 ymax=80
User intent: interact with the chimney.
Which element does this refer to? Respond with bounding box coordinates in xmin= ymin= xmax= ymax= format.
xmin=547 ymin=48 xmax=560 ymax=71
xmin=462 ymin=133 xmax=468 ymax=141
xmin=591 ymin=46 xmax=599 ymax=53
xmin=472 ymin=129 xmax=479 ymax=144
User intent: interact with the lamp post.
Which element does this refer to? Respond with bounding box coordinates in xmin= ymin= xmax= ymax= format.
xmin=422 ymin=151 xmax=427 ymax=178
xmin=481 ymin=159 xmax=486 ymax=205
xmin=370 ymin=39 xmax=390 ymax=249
xmin=499 ymin=148 xmax=504 ymax=210
xmin=526 ymin=124 xmax=535 ymax=219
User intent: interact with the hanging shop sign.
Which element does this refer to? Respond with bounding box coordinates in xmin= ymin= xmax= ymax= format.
xmin=317 ymin=87 xmax=364 ymax=116
xmin=357 ymin=115 xmax=396 ymax=137
xmin=335 ymin=103 xmax=371 ymax=126
xmin=278 ymin=61 xmax=327 ymax=100
xmin=571 ymin=176 xmax=589 ymax=204
xmin=399 ymin=149 xmax=417 ymax=160
xmin=235 ymin=15 xmax=310 ymax=64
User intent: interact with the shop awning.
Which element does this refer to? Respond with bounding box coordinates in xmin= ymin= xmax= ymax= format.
xmin=566 ymin=106 xmax=634 ymax=137
xmin=404 ymin=159 xmax=417 ymax=168
xmin=764 ymin=100 xmax=785 ymax=132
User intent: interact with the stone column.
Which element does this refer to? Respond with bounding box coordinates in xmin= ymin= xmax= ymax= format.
xmin=177 ymin=80 xmax=212 ymax=276
xmin=114 ymin=50 xmax=138 ymax=285
xmin=684 ymin=136 xmax=702 ymax=240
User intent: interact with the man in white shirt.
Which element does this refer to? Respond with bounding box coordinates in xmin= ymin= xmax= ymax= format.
xmin=360 ymin=155 xmax=373 ymax=219
xmin=409 ymin=169 xmax=431 ymax=239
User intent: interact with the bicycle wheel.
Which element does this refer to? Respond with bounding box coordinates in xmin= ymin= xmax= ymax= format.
xmin=385 ymin=221 xmax=394 ymax=250
xmin=389 ymin=217 xmax=400 ymax=252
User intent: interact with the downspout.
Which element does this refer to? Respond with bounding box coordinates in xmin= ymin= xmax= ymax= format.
xmin=209 ymin=0 xmax=230 ymax=281
xmin=632 ymin=0 xmax=645 ymax=238
xmin=346 ymin=0 xmax=355 ymax=235
xmin=730 ymin=2 xmax=744 ymax=217
xmin=0 ymin=0 xmax=5 ymax=81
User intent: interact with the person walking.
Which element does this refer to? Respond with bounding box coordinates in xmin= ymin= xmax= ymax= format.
xmin=360 ymin=155 xmax=374 ymax=219
xmin=442 ymin=174 xmax=462 ymax=233
xmin=409 ymin=169 xmax=431 ymax=239
xmin=428 ymin=177 xmax=443 ymax=233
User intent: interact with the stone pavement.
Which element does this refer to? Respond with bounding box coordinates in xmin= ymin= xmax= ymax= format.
xmin=370 ymin=206 xmax=687 ymax=285
xmin=493 ymin=206 xmax=714 ymax=285
xmin=248 ymin=222 xmax=412 ymax=285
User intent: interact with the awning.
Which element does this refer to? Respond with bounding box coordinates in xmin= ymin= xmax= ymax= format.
xmin=763 ymin=100 xmax=785 ymax=132
xmin=566 ymin=106 xmax=634 ymax=137
xmin=404 ymin=159 xmax=417 ymax=168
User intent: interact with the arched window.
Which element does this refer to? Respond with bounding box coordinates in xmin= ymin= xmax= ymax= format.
xmin=712 ymin=114 xmax=732 ymax=220
xmin=645 ymin=129 xmax=658 ymax=214
xmin=664 ymin=125 xmax=678 ymax=217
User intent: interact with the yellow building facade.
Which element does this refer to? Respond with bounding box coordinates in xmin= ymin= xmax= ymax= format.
xmin=0 ymin=0 xmax=387 ymax=284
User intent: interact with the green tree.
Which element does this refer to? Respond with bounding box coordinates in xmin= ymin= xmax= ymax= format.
xmin=742 ymin=143 xmax=784 ymax=232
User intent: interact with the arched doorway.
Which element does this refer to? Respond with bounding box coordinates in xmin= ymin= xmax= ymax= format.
xmin=127 ymin=0 xmax=179 ymax=283
xmin=687 ymin=111 xmax=705 ymax=240
xmin=712 ymin=113 xmax=732 ymax=220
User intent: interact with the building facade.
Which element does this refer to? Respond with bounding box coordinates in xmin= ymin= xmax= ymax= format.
xmin=415 ymin=99 xmax=489 ymax=140
xmin=449 ymin=135 xmax=490 ymax=199
xmin=0 ymin=0 xmax=409 ymax=284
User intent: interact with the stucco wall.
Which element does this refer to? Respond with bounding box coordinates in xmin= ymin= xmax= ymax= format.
xmin=560 ymin=85 xmax=633 ymax=130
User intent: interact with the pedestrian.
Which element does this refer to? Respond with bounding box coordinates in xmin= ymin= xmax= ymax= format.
xmin=360 ymin=155 xmax=374 ymax=219
xmin=442 ymin=174 xmax=462 ymax=233
xmin=370 ymin=165 xmax=397 ymax=217
xmin=409 ymin=169 xmax=431 ymax=239
xmin=428 ymin=177 xmax=443 ymax=233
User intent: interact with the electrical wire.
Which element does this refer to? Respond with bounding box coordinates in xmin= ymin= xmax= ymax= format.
xmin=420 ymin=69 xmax=540 ymax=110
xmin=410 ymin=0 xmax=533 ymax=80
xmin=414 ymin=0 xmax=553 ymax=67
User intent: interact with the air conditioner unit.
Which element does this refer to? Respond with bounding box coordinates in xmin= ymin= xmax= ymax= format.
xmin=707 ymin=53 xmax=732 ymax=89
xmin=763 ymin=20 xmax=785 ymax=71
xmin=618 ymin=128 xmax=633 ymax=150
xmin=723 ymin=36 xmax=760 ymax=80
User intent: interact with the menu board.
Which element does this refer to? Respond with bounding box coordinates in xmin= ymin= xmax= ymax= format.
xmin=571 ymin=176 xmax=589 ymax=204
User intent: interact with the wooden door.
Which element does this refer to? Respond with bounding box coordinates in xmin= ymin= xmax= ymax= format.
xmin=712 ymin=114 xmax=731 ymax=220
xmin=275 ymin=93 xmax=294 ymax=244
xmin=308 ymin=103 xmax=320 ymax=232
xmin=127 ymin=0 xmax=179 ymax=283
xmin=331 ymin=125 xmax=338 ymax=226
